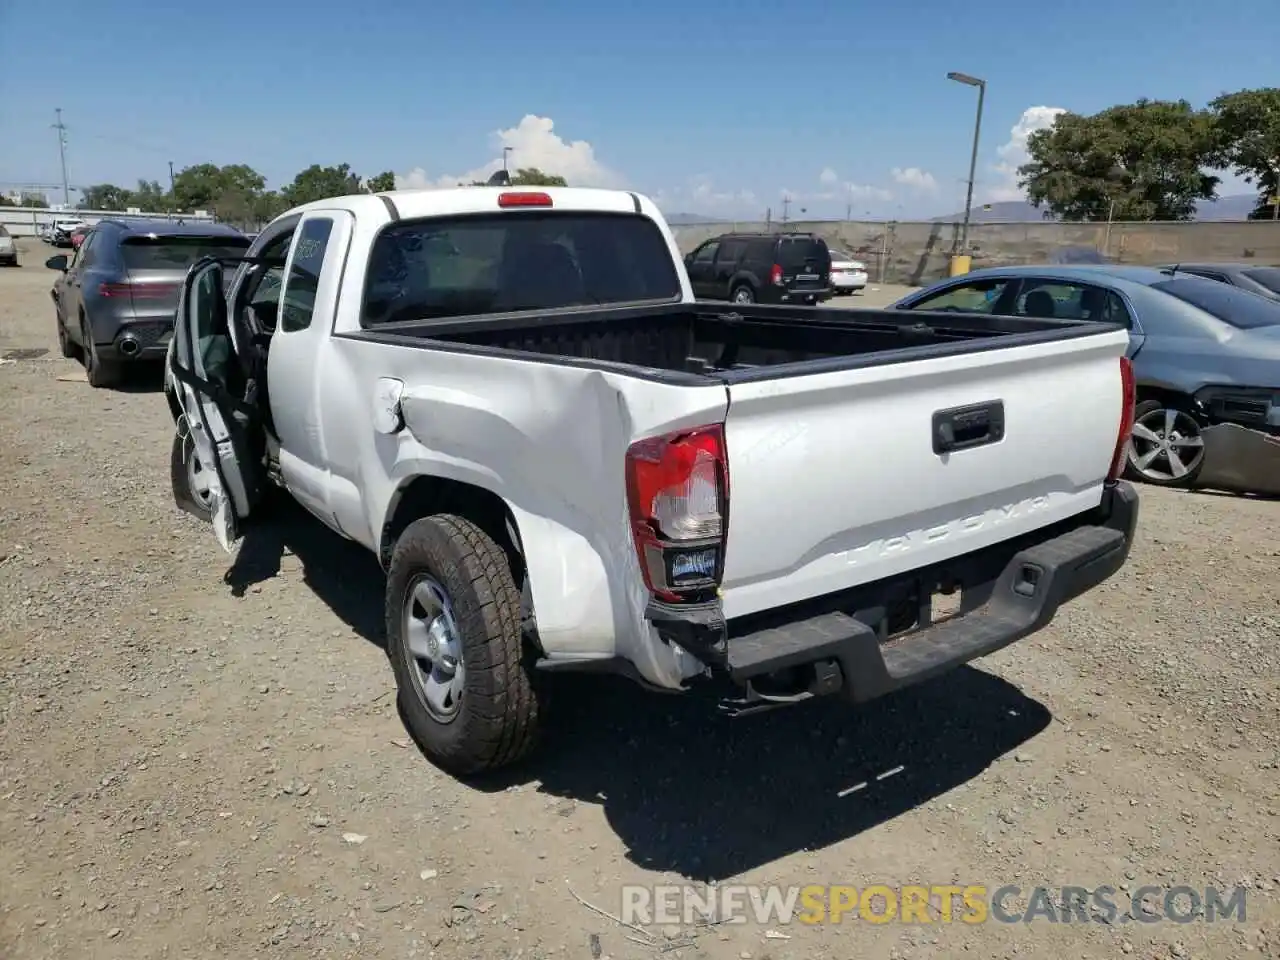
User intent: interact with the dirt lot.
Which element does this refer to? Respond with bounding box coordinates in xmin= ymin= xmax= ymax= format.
xmin=1 ymin=241 xmax=1278 ymax=960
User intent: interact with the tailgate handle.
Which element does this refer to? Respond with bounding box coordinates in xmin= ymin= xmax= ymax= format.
xmin=933 ymin=400 xmax=1005 ymax=455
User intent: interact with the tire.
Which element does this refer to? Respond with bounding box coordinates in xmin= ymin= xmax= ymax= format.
xmin=170 ymin=430 xmax=214 ymax=522
xmin=385 ymin=514 xmax=542 ymax=776
xmin=81 ymin=314 xmax=120 ymax=388
xmin=1124 ymin=398 xmax=1206 ymax=488
xmin=730 ymin=284 xmax=755 ymax=304
xmin=55 ymin=311 xmax=74 ymax=358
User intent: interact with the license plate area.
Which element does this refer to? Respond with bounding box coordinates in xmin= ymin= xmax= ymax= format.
xmin=879 ymin=575 xmax=965 ymax=644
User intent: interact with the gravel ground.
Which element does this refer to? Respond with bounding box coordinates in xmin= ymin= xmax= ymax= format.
xmin=1 ymin=241 xmax=1278 ymax=960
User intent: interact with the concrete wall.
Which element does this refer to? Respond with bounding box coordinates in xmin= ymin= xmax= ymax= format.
xmin=667 ymin=219 xmax=1280 ymax=286
xmin=1 ymin=206 xmax=213 ymax=237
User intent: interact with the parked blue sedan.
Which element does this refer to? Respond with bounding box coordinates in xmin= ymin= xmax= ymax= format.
xmin=889 ymin=264 xmax=1280 ymax=492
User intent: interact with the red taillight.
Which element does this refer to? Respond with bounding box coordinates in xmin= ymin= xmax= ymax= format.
xmin=97 ymin=282 xmax=178 ymax=299
xmin=498 ymin=191 xmax=553 ymax=208
xmin=1107 ymin=355 xmax=1136 ymax=482
xmin=769 ymin=264 xmax=783 ymax=285
xmin=625 ymin=424 xmax=729 ymax=602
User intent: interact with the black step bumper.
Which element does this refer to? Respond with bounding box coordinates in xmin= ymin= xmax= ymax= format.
xmin=646 ymin=481 xmax=1139 ymax=706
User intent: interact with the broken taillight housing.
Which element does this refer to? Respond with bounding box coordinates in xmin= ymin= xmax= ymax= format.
xmin=625 ymin=424 xmax=729 ymax=602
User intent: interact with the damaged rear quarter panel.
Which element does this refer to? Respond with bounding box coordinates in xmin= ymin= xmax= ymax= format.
xmin=330 ymin=335 xmax=729 ymax=685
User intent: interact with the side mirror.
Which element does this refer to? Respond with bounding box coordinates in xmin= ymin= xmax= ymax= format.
xmin=46 ymin=255 xmax=68 ymax=271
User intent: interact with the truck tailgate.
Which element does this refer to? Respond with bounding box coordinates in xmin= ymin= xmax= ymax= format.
xmin=719 ymin=327 xmax=1130 ymax=619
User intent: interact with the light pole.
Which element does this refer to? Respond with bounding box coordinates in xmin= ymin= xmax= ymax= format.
xmin=503 ymin=146 xmax=513 ymax=175
xmin=947 ymin=71 xmax=986 ymax=255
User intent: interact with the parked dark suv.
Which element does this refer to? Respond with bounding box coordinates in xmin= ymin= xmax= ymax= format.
xmin=47 ymin=219 xmax=249 ymax=387
xmin=684 ymin=232 xmax=832 ymax=305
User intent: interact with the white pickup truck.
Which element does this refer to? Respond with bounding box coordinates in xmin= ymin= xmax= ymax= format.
xmin=164 ymin=185 xmax=1140 ymax=777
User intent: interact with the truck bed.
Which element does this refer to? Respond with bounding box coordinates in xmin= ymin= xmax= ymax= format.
xmin=347 ymin=302 xmax=1113 ymax=383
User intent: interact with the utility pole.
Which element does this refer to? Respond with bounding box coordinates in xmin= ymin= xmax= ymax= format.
xmin=946 ymin=72 xmax=986 ymax=255
xmin=781 ymin=196 xmax=791 ymax=224
xmin=52 ymin=108 xmax=70 ymax=207
xmin=503 ymin=147 xmax=512 ymax=175
xmin=168 ymin=160 xmax=176 ymax=194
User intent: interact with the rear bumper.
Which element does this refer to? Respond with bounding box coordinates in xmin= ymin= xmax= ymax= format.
xmin=766 ymin=288 xmax=832 ymax=304
xmin=831 ymin=276 xmax=867 ymax=290
xmin=646 ymin=481 xmax=1139 ymax=707
xmin=97 ymin=320 xmax=173 ymax=361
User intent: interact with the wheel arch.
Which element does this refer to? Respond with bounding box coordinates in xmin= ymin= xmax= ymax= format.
xmin=1134 ymin=384 xmax=1203 ymax=418
xmin=379 ymin=474 xmax=525 ymax=583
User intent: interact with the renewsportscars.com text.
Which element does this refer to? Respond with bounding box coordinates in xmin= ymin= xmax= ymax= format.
xmin=620 ymin=884 xmax=1248 ymax=926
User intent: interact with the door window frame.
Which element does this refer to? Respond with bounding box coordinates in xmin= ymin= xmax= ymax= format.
xmin=905 ymin=276 xmax=1021 ymax=315
xmin=690 ymin=240 xmax=720 ymax=264
xmin=1008 ymin=277 xmax=1137 ymax=330
xmin=277 ymin=215 xmax=337 ymax=333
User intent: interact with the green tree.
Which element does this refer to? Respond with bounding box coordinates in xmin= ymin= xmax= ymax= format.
xmin=253 ymin=190 xmax=289 ymax=224
xmin=511 ymin=167 xmax=567 ymax=186
xmin=172 ymin=163 xmax=267 ymax=213
xmin=21 ymin=192 xmax=49 ymax=208
xmin=1209 ymin=87 xmax=1280 ymax=219
xmin=365 ymin=170 xmax=397 ymax=192
xmin=1019 ymin=99 xmax=1219 ymax=221
xmin=281 ymin=163 xmax=363 ymax=207
xmin=129 ymin=179 xmax=169 ymax=210
xmin=468 ymin=167 xmax=568 ymax=187
xmin=80 ymin=184 xmax=132 ymax=210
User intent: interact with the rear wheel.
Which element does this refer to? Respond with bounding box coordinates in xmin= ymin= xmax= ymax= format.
xmin=1124 ymin=399 xmax=1206 ymax=487
xmin=385 ymin=514 xmax=543 ymax=777
xmin=731 ymin=284 xmax=755 ymax=304
xmin=81 ymin=314 xmax=120 ymax=388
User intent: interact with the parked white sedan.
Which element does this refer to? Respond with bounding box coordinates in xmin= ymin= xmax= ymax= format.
xmin=828 ymin=248 xmax=868 ymax=293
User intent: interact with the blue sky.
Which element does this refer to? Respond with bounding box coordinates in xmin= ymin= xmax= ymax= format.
xmin=0 ymin=0 xmax=1273 ymax=219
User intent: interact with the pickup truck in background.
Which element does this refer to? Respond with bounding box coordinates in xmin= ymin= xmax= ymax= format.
xmin=164 ymin=185 xmax=1140 ymax=777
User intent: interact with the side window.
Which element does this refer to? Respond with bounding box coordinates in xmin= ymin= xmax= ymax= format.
xmin=910 ymin=279 xmax=1012 ymax=314
xmin=1100 ymin=291 xmax=1133 ymax=328
xmin=279 ymin=218 xmax=334 ymax=333
xmin=715 ymin=239 xmax=746 ymax=265
xmin=70 ymin=231 xmax=94 ymax=268
xmin=691 ymin=241 xmax=719 ymax=264
xmin=1014 ymin=281 xmax=1082 ymax=319
xmin=1013 ymin=280 xmax=1131 ymax=326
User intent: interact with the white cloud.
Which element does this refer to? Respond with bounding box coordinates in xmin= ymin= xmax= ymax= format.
xmin=653 ymin=175 xmax=757 ymax=212
xmin=394 ymin=115 xmax=622 ymax=190
xmin=890 ymin=167 xmax=938 ymax=191
xmin=781 ymin=180 xmax=894 ymax=205
xmin=818 ymin=167 xmax=839 ymax=185
xmin=985 ymin=105 xmax=1066 ymax=202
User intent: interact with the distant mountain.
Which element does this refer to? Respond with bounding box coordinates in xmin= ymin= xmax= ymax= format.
xmin=934 ymin=194 xmax=1261 ymax=223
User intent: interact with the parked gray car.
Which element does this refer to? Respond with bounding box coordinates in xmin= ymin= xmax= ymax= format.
xmin=47 ymin=219 xmax=250 ymax=387
xmin=1158 ymin=262 xmax=1280 ymax=302
xmin=889 ymin=265 xmax=1280 ymax=492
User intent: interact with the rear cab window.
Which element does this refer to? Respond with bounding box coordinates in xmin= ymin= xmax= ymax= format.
xmin=122 ymin=234 xmax=250 ymax=271
xmin=362 ymin=212 xmax=682 ymax=324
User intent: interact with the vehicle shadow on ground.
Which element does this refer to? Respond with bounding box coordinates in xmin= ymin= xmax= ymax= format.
xmin=222 ymin=495 xmax=388 ymax=647
xmin=219 ymin=498 xmax=1051 ymax=880
xmin=484 ymin=666 xmax=1049 ymax=881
